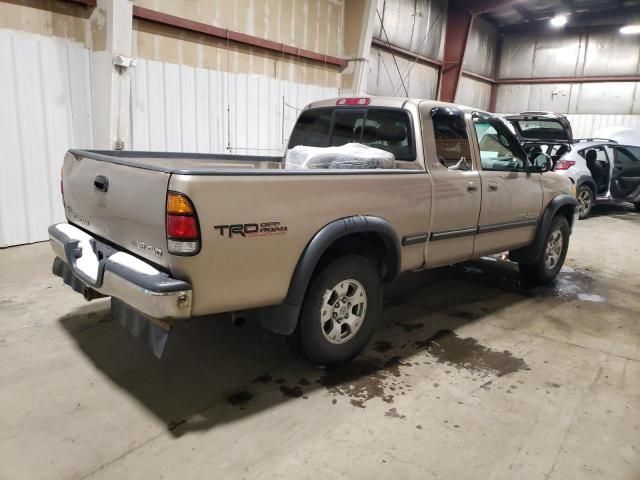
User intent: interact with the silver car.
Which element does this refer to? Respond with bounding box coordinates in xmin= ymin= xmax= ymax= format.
xmin=505 ymin=112 xmax=640 ymax=219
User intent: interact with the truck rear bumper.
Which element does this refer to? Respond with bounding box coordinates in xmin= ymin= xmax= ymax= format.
xmin=49 ymin=223 xmax=193 ymax=357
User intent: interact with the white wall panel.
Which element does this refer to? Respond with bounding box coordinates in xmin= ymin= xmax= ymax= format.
xmin=496 ymin=82 xmax=640 ymax=115
xmin=366 ymin=45 xmax=439 ymax=99
xmin=462 ymin=17 xmax=498 ymax=79
xmin=566 ymin=114 xmax=640 ymax=139
xmin=131 ymin=59 xmax=338 ymax=156
xmin=455 ymin=76 xmax=492 ymax=110
xmin=0 ymin=30 xmax=93 ymax=247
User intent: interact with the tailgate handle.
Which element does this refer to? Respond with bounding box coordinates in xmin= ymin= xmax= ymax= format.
xmin=94 ymin=175 xmax=109 ymax=192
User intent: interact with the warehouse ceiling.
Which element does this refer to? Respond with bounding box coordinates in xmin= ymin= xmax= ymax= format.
xmin=483 ymin=0 xmax=640 ymax=31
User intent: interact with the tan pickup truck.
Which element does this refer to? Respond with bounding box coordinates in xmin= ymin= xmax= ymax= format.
xmin=50 ymin=97 xmax=578 ymax=365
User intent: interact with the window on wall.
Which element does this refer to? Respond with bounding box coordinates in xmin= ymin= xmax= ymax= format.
xmin=430 ymin=108 xmax=473 ymax=171
xmin=473 ymin=114 xmax=526 ymax=172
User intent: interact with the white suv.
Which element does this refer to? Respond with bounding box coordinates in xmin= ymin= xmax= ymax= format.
xmin=505 ymin=112 xmax=640 ymax=219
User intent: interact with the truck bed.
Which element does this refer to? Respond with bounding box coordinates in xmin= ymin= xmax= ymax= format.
xmin=69 ymin=149 xmax=284 ymax=173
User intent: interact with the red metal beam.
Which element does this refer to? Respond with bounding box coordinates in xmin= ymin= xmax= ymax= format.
xmin=132 ymin=6 xmax=348 ymax=69
xmin=371 ymin=38 xmax=443 ymax=69
xmin=439 ymin=1 xmax=474 ymax=103
xmin=461 ymin=70 xmax=494 ymax=84
xmin=498 ymin=75 xmax=640 ymax=84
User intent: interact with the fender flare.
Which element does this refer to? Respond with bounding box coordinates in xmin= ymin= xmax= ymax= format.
xmin=509 ymin=194 xmax=578 ymax=264
xmin=575 ymin=175 xmax=596 ymax=194
xmin=258 ymin=215 xmax=401 ymax=335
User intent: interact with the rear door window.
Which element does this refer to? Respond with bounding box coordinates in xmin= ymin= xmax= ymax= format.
xmin=430 ymin=108 xmax=473 ymax=170
xmin=288 ymin=108 xmax=415 ymax=160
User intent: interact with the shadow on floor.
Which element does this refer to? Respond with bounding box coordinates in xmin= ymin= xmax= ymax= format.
xmin=585 ymin=203 xmax=640 ymax=222
xmin=58 ymin=257 xmax=580 ymax=437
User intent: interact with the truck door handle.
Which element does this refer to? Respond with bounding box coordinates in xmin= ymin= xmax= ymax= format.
xmin=467 ymin=182 xmax=478 ymax=192
xmin=94 ymin=175 xmax=109 ymax=192
xmin=488 ymin=182 xmax=498 ymax=191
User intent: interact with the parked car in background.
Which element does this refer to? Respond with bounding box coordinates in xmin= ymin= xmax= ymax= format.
xmin=554 ymin=140 xmax=640 ymax=218
xmin=505 ymin=112 xmax=640 ymax=218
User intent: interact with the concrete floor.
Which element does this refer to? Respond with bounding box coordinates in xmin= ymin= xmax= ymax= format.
xmin=1 ymin=204 xmax=639 ymax=480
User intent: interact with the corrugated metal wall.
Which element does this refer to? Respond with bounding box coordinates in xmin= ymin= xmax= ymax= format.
xmin=495 ymin=82 xmax=640 ymax=114
xmin=0 ymin=29 xmax=94 ymax=247
xmin=496 ymin=31 xmax=640 ymax=114
xmin=130 ymin=58 xmax=339 ymax=154
xmin=456 ymin=76 xmax=492 ymax=110
xmin=367 ymin=46 xmax=439 ymax=98
xmin=566 ymin=114 xmax=640 ymax=139
xmin=462 ymin=17 xmax=497 ymax=79
xmin=367 ymin=0 xmax=445 ymax=98
xmin=373 ymin=0 xmax=446 ymax=60
xmin=455 ymin=17 xmax=497 ymax=110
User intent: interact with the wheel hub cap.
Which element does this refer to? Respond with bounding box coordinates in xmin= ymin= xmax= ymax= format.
xmin=578 ymin=190 xmax=592 ymax=214
xmin=320 ymin=279 xmax=367 ymax=344
xmin=544 ymin=229 xmax=564 ymax=270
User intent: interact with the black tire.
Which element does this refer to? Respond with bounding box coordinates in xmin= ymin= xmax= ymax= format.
xmin=635 ymin=202 xmax=640 ymax=213
xmin=291 ymin=255 xmax=382 ymax=367
xmin=576 ymin=184 xmax=594 ymax=219
xmin=519 ymin=216 xmax=570 ymax=285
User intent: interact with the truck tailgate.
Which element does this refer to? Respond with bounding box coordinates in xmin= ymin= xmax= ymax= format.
xmin=62 ymin=152 xmax=170 ymax=268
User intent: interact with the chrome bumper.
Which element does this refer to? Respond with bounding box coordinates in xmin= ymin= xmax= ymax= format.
xmin=49 ymin=223 xmax=192 ymax=357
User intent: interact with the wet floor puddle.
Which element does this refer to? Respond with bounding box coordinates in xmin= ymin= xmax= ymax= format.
xmin=534 ymin=268 xmax=608 ymax=303
xmin=224 ymin=328 xmax=528 ymax=411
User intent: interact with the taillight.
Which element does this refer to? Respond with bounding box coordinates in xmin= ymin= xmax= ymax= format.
xmin=555 ymin=160 xmax=575 ymax=170
xmin=166 ymin=191 xmax=200 ymax=255
xmin=336 ymin=97 xmax=371 ymax=106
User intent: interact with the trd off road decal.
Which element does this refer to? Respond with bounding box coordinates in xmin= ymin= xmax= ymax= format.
xmin=214 ymin=222 xmax=288 ymax=238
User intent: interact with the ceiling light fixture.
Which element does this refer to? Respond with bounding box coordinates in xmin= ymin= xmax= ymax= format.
xmin=620 ymin=25 xmax=640 ymax=34
xmin=550 ymin=15 xmax=568 ymax=27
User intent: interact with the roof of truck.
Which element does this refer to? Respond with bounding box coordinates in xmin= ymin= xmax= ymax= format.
xmin=306 ymin=96 xmax=488 ymax=115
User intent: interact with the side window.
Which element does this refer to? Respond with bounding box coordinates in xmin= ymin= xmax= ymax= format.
xmin=579 ymin=147 xmax=609 ymax=164
xmin=473 ymin=115 xmax=526 ymax=171
xmin=431 ymin=109 xmax=473 ymax=171
xmin=612 ymin=146 xmax=640 ymax=168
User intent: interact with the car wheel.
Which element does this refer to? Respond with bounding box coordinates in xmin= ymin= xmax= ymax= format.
xmin=635 ymin=202 xmax=640 ymax=213
xmin=576 ymin=185 xmax=593 ymax=219
xmin=292 ymin=255 xmax=381 ymax=367
xmin=519 ymin=216 xmax=570 ymax=285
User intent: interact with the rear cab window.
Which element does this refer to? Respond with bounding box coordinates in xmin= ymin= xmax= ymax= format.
xmin=288 ymin=107 xmax=416 ymax=161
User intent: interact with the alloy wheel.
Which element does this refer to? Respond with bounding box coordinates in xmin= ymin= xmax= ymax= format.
xmin=320 ymin=279 xmax=367 ymax=344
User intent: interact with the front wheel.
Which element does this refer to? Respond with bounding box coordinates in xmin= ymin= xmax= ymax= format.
xmin=576 ymin=185 xmax=593 ymax=219
xmin=519 ymin=216 xmax=570 ymax=285
xmin=292 ymin=255 xmax=382 ymax=367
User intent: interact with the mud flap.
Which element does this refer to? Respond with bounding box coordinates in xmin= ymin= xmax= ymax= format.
xmin=111 ymin=298 xmax=170 ymax=358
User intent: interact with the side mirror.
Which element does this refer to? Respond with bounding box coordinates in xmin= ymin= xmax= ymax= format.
xmin=530 ymin=153 xmax=553 ymax=173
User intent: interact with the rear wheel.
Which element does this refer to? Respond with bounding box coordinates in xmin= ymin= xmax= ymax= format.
xmin=292 ymin=255 xmax=381 ymax=367
xmin=576 ymin=185 xmax=594 ymax=219
xmin=519 ymin=216 xmax=570 ymax=285
xmin=635 ymin=202 xmax=640 ymax=212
